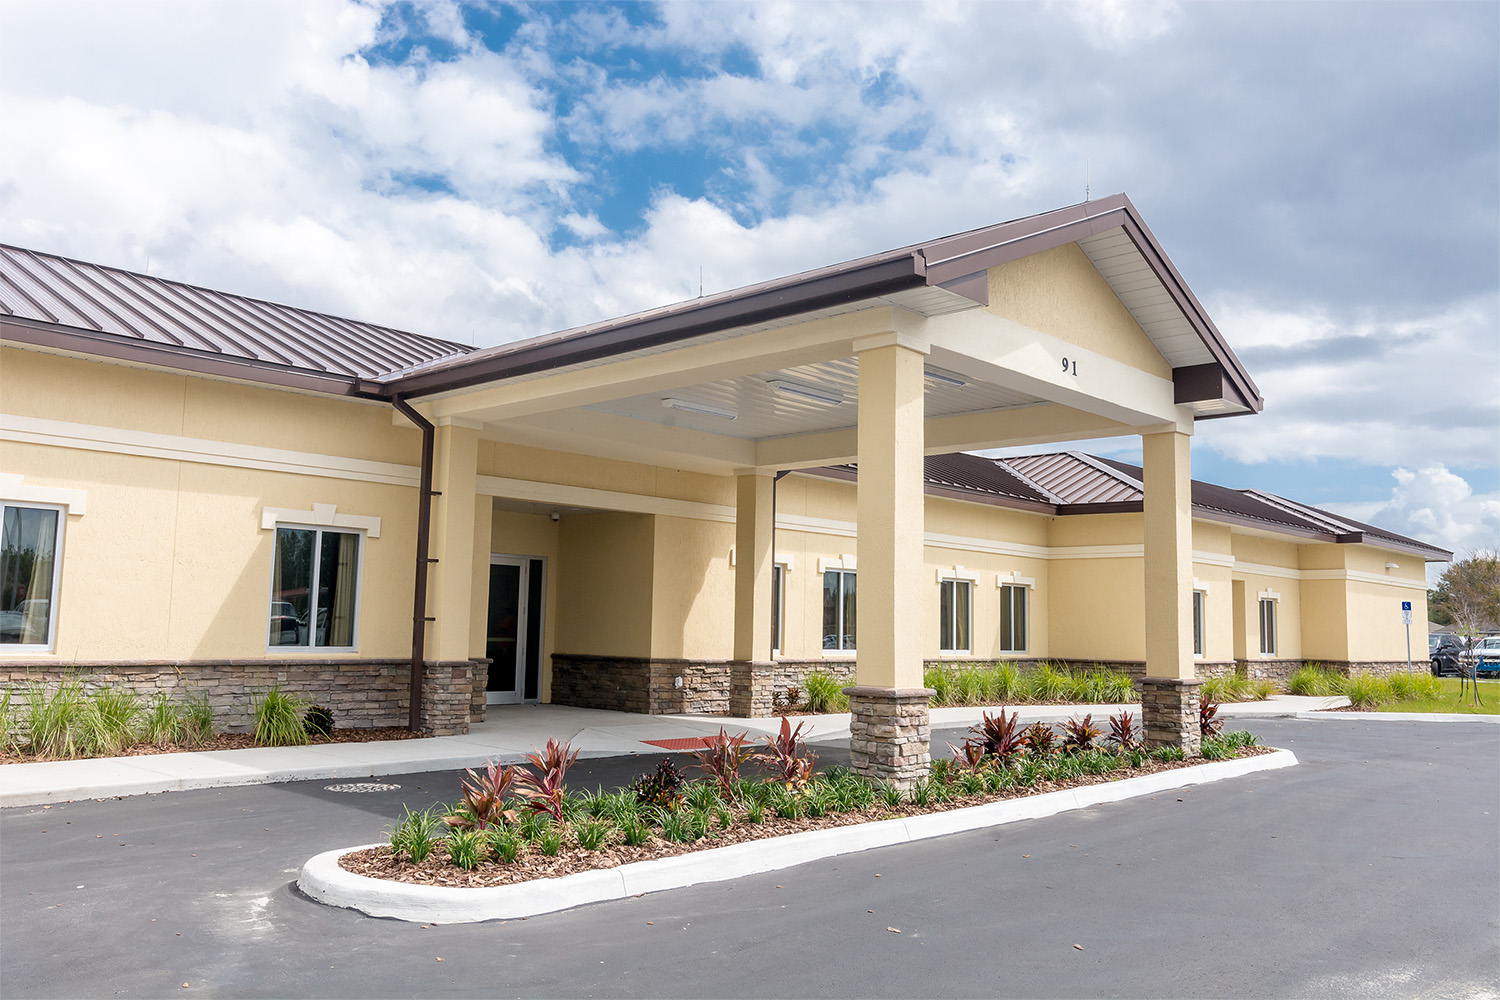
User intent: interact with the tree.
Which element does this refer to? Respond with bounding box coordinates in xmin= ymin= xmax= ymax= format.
xmin=1431 ymin=550 xmax=1500 ymax=643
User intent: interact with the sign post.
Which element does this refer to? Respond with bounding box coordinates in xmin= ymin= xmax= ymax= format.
xmin=1402 ymin=601 xmax=1413 ymax=674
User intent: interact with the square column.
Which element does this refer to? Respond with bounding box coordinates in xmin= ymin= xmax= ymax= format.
xmin=1141 ymin=428 xmax=1200 ymax=752
xmin=847 ymin=340 xmax=933 ymax=787
xmin=428 ymin=421 xmax=480 ymax=663
xmin=733 ymin=470 xmax=776 ymax=662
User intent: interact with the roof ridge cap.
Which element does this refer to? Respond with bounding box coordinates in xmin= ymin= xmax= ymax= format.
xmin=1242 ymin=488 xmax=1361 ymax=534
xmin=1070 ymin=451 xmax=1143 ymax=492
xmin=989 ymin=456 xmax=1069 ymax=505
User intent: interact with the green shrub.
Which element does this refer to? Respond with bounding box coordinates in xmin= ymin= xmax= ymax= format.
xmin=486 ymin=828 xmax=522 ymax=863
xmin=1342 ymin=674 xmax=1387 ymax=710
xmin=802 ymin=671 xmax=849 ymax=714
xmin=303 ymin=705 xmax=334 ymax=737
xmin=924 ymin=666 xmax=955 ymax=705
xmin=1027 ymin=662 xmax=1071 ymax=703
xmin=84 ymin=687 xmax=143 ymax=756
xmin=954 ymin=667 xmax=986 ymax=706
xmin=0 ymin=690 xmax=15 ymax=752
xmin=574 ymin=819 xmax=610 ymax=851
xmin=534 ymin=826 xmax=563 ymax=856
xmin=1249 ymin=679 xmax=1278 ymax=701
xmin=1202 ymin=674 xmax=1253 ymax=703
xmin=388 ymin=807 xmax=444 ymax=863
xmin=25 ymin=680 xmax=89 ymax=760
xmin=252 ymin=684 xmax=309 ymax=746
xmin=1287 ymin=665 xmax=1340 ymax=697
xmin=988 ymin=662 xmax=1025 ymax=703
xmin=179 ymin=693 xmax=214 ymax=746
xmin=142 ymin=694 xmax=184 ymax=745
xmin=446 ymin=828 xmax=485 ymax=870
xmin=619 ymin=814 xmax=653 ymax=845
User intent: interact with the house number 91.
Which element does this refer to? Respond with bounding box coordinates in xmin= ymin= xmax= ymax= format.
xmin=1061 ymin=357 xmax=1078 ymax=376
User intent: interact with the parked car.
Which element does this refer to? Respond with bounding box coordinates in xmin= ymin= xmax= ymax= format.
xmin=1431 ymin=633 xmax=1468 ymax=677
xmin=1430 ymin=631 xmax=1456 ymax=655
xmin=1472 ymin=636 xmax=1500 ymax=678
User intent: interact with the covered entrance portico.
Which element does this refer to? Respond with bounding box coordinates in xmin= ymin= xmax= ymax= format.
xmin=390 ymin=196 xmax=1262 ymax=786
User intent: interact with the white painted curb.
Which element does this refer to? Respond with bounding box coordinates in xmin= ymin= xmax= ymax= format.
xmin=1294 ymin=711 xmax=1500 ymax=724
xmin=298 ymin=748 xmax=1297 ymax=923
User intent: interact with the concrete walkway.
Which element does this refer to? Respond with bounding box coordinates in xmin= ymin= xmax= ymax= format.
xmin=0 ymin=695 xmax=1347 ymax=808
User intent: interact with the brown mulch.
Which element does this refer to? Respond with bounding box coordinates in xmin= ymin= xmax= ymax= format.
xmin=1313 ymin=705 xmax=1363 ymax=713
xmin=0 ymin=726 xmax=426 ymax=765
xmin=340 ymin=746 xmax=1274 ymax=889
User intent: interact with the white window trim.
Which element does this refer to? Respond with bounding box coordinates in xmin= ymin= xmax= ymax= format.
xmin=935 ymin=565 xmax=981 ymax=584
xmin=770 ymin=561 xmax=787 ymax=656
xmin=821 ymin=565 xmax=857 ymax=656
xmin=1192 ymin=588 xmax=1207 ymax=659
xmin=266 ymin=521 xmax=366 ymax=654
xmin=938 ymin=577 xmax=974 ymax=656
xmin=996 ymin=578 xmax=1030 ymax=654
xmin=0 ymin=499 xmax=67 ymax=654
xmin=0 ymin=474 xmax=88 ymax=515
xmin=260 ymin=503 xmax=381 ymax=539
xmin=1257 ymin=594 xmax=1279 ymax=658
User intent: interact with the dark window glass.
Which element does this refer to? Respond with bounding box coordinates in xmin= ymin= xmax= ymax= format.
xmin=0 ymin=505 xmax=61 ymax=646
xmin=270 ymin=526 xmax=359 ymax=648
xmin=822 ymin=570 xmax=855 ymax=650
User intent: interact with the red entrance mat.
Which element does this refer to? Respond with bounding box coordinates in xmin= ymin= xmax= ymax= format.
xmin=640 ymin=737 xmax=717 ymax=751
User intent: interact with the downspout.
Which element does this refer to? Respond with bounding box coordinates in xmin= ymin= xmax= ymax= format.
xmin=391 ymin=395 xmax=436 ymax=731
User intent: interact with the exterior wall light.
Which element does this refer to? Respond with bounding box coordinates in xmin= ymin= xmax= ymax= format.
xmin=1385 ymin=561 xmax=1400 ymax=570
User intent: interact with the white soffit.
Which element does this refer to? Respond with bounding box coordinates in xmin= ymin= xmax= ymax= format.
xmin=447 ymin=286 xmax=981 ymax=393
xmin=584 ymin=357 xmax=1045 ymax=440
xmin=1076 ymin=228 xmax=1215 ymax=370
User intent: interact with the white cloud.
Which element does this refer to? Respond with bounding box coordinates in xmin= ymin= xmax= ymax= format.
xmin=1196 ymin=295 xmax=1500 ymax=471
xmin=1326 ymin=466 xmax=1500 ymax=581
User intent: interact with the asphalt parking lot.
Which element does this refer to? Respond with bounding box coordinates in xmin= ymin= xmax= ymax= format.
xmin=1 ymin=717 xmax=1496 ymax=999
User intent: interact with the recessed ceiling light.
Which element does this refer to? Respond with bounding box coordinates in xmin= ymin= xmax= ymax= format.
xmin=660 ymin=397 xmax=736 ymax=420
xmin=766 ymin=379 xmax=843 ymax=406
xmin=924 ymin=368 xmax=967 ymax=388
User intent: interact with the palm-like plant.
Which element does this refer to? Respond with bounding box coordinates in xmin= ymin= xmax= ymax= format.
xmin=514 ymin=738 xmax=580 ymax=824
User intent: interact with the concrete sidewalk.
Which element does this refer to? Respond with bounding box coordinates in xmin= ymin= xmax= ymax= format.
xmin=0 ymin=695 xmax=1347 ymax=808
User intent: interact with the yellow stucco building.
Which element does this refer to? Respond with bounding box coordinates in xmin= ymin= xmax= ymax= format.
xmin=0 ymin=196 xmax=1447 ymax=782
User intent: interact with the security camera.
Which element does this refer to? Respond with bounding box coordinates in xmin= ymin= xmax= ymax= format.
xmin=550 ymin=512 xmax=560 ymax=523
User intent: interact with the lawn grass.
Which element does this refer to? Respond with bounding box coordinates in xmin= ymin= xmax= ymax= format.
xmin=1377 ymin=678 xmax=1499 ymax=715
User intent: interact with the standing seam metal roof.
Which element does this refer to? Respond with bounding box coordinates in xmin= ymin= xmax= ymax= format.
xmin=0 ymin=244 xmax=473 ymax=380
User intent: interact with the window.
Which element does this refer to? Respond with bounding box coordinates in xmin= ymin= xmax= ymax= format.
xmin=1192 ymin=590 xmax=1206 ymax=657
xmin=1258 ymin=597 xmax=1277 ymax=656
xmin=998 ymin=583 xmax=1028 ymax=652
xmin=1 ymin=503 xmax=63 ymax=649
xmin=770 ymin=564 xmax=785 ymax=655
xmin=270 ymin=526 xmax=361 ymax=649
xmin=822 ymin=569 xmax=856 ymax=651
xmin=939 ymin=578 xmax=972 ymax=654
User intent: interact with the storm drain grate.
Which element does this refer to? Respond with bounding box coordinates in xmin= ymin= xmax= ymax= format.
xmin=324 ymin=782 xmax=401 ymax=793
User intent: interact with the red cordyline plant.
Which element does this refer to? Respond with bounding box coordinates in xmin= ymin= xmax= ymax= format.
xmin=758 ymin=716 xmax=815 ymax=791
xmin=1107 ymin=710 xmax=1140 ymax=751
xmin=1199 ymin=695 xmax=1224 ymax=737
xmin=443 ymin=760 xmax=519 ymax=831
xmin=514 ymin=737 xmax=580 ymax=824
xmin=970 ymin=710 xmax=1025 ymax=764
xmin=1021 ymin=721 xmax=1058 ymax=759
xmin=1061 ymin=714 xmax=1102 ymax=754
xmin=689 ymin=728 xmax=756 ymax=802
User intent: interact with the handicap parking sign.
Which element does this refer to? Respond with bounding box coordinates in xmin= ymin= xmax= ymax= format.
xmin=1401 ymin=600 xmax=1413 ymax=625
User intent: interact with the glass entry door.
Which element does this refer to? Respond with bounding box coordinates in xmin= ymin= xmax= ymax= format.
xmin=486 ymin=555 xmax=544 ymax=704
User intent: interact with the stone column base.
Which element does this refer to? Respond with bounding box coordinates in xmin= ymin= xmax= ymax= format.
xmin=1140 ymin=676 xmax=1202 ymax=754
xmin=730 ymin=660 xmax=774 ymax=717
xmin=844 ymin=686 xmax=935 ymax=789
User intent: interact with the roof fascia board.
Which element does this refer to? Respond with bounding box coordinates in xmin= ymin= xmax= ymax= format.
xmin=1 ymin=317 xmax=373 ymax=398
xmin=386 ymin=256 xmax=926 ymax=398
xmin=918 ymin=195 xmax=1131 ymax=284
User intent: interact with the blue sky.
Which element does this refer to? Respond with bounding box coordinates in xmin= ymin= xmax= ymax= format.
xmin=1 ymin=0 xmax=1496 ymax=573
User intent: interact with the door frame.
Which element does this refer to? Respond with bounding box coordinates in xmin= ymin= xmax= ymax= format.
xmin=486 ymin=553 xmax=545 ymax=705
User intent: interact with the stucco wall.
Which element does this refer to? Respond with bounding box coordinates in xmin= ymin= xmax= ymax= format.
xmin=554 ymin=511 xmax=655 ymax=659
xmin=985 ymin=244 xmax=1173 ymax=379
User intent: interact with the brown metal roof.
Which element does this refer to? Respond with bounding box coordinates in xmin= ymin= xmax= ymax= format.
xmin=806 ymin=450 xmax=1450 ymax=561
xmin=0 ymin=244 xmax=472 ymax=385
xmin=378 ymin=194 xmax=1264 ymax=414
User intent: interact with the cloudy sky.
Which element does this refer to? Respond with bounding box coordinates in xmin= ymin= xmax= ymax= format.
xmin=2 ymin=1 xmax=1496 ymax=575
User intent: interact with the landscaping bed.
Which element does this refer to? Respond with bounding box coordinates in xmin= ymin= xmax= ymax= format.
xmin=342 ymin=710 xmax=1265 ymax=892
xmin=341 ymin=744 xmax=1270 ymax=889
xmin=0 ymin=725 xmax=424 ymax=765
